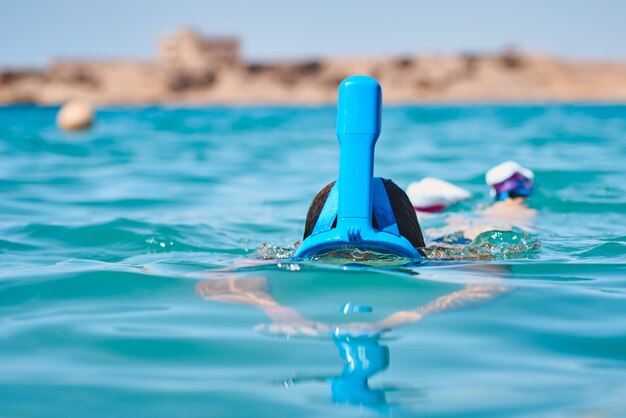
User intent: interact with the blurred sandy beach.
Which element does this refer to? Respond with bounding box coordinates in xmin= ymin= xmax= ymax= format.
xmin=2 ymin=28 xmax=626 ymax=105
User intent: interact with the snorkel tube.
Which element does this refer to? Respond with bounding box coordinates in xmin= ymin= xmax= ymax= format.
xmin=295 ymin=76 xmax=421 ymax=260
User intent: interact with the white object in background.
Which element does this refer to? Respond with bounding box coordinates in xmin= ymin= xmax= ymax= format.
xmin=485 ymin=161 xmax=534 ymax=186
xmin=406 ymin=177 xmax=472 ymax=212
xmin=56 ymin=99 xmax=94 ymax=131
xmin=485 ymin=161 xmax=535 ymax=198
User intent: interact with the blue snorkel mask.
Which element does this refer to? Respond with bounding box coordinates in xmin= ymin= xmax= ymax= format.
xmin=295 ymin=76 xmax=421 ymax=260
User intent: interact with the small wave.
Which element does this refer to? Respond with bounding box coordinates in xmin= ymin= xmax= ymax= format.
xmin=259 ymin=231 xmax=539 ymax=264
xmin=573 ymin=241 xmax=626 ymax=259
xmin=8 ymin=218 xmax=249 ymax=263
xmin=257 ymin=242 xmax=296 ymax=259
xmin=423 ymin=229 xmax=540 ymax=261
xmin=0 ymin=239 xmax=37 ymax=252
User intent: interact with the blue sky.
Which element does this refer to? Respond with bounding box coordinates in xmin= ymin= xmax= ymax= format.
xmin=1 ymin=0 xmax=625 ymax=67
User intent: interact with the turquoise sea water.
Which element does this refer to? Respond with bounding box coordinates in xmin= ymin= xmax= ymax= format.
xmin=1 ymin=104 xmax=625 ymax=417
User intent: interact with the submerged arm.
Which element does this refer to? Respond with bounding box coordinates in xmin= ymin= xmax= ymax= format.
xmin=195 ymin=274 xmax=330 ymax=336
xmin=339 ymin=264 xmax=513 ymax=335
xmin=196 ymin=267 xmax=511 ymax=337
xmin=373 ymin=282 xmax=510 ymax=330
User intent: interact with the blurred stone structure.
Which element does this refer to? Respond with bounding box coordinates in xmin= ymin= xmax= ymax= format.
xmin=157 ymin=28 xmax=240 ymax=69
xmin=2 ymin=28 xmax=626 ymax=105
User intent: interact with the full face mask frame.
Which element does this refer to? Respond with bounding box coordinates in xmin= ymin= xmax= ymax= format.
xmin=295 ymin=76 xmax=421 ymax=260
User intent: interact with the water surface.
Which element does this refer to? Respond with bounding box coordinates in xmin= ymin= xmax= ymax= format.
xmin=1 ymin=104 xmax=625 ymax=417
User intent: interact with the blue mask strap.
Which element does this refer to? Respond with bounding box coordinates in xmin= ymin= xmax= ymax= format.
xmin=312 ymin=182 xmax=339 ymax=235
xmin=311 ymin=178 xmax=400 ymax=237
xmin=372 ymin=178 xmax=400 ymax=236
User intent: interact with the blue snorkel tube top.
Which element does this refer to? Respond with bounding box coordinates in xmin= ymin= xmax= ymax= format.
xmin=294 ymin=76 xmax=421 ymax=260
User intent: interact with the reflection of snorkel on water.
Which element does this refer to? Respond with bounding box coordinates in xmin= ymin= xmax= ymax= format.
xmin=331 ymin=332 xmax=390 ymax=407
xmin=274 ymin=326 xmax=393 ymax=411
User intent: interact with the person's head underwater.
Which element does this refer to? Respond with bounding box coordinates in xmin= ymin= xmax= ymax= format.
xmin=303 ymin=179 xmax=426 ymax=250
xmin=294 ymin=76 xmax=425 ymax=260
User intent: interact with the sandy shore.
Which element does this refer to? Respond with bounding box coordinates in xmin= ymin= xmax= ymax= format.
xmin=2 ymin=51 xmax=626 ymax=105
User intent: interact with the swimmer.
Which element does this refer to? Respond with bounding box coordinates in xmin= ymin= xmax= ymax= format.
xmin=303 ymin=178 xmax=426 ymax=252
xmin=482 ymin=160 xmax=537 ymax=226
xmin=423 ymin=160 xmax=537 ymax=253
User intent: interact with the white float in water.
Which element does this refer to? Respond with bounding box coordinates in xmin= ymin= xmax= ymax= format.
xmin=56 ymin=99 xmax=94 ymax=131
